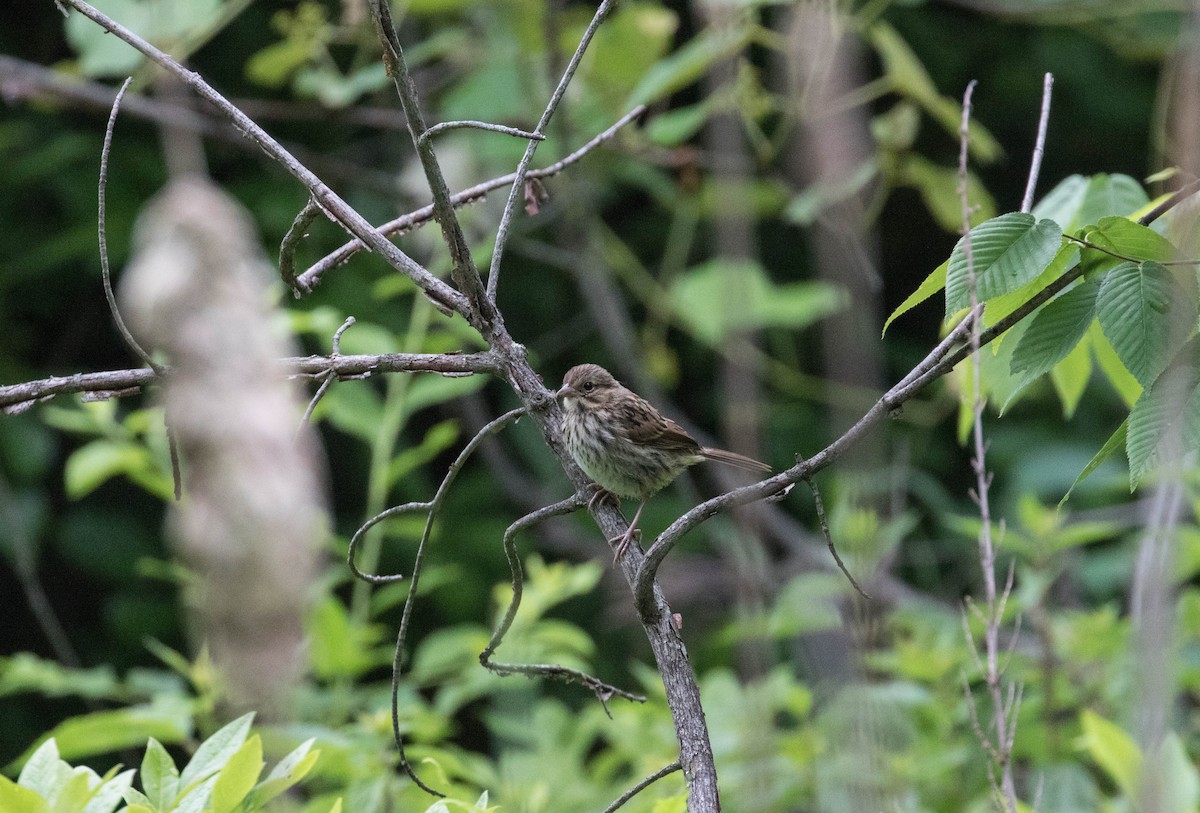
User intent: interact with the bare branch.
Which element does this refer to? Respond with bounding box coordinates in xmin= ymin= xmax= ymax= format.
xmin=296 ymin=105 xmax=645 ymax=292
xmin=99 ymin=78 xmax=159 ymax=373
xmin=298 ymin=317 xmax=356 ymax=431
xmin=1020 ymin=73 xmax=1054 ymax=214
xmin=418 ymin=120 xmax=545 ymax=147
xmin=600 ymin=760 xmax=683 ymax=813
xmin=279 ymin=197 xmax=324 ymax=294
xmin=55 ymin=0 xmax=469 ymax=319
xmin=1 ymin=351 xmax=496 ymax=411
xmin=487 ymin=0 xmax=621 ymax=301
xmin=803 ymin=469 xmax=870 ymax=599
xmin=480 ymin=493 xmax=645 ymax=706
xmin=960 ymin=78 xmax=1020 ymax=813
xmin=367 ymin=0 xmax=493 ymax=326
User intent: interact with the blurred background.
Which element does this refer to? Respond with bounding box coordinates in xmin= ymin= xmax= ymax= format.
xmin=0 ymin=1 xmax=1194 ymax=811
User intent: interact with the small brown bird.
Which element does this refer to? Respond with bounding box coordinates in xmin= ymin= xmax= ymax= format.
xmin=556 ymin=363 xmax=773 ymax=559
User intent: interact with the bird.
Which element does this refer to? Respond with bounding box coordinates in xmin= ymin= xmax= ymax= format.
xmin=555 ymin=363 xmax=773 ymax=560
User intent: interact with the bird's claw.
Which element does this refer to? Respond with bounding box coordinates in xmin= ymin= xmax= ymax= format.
xmin=609 ymin=527 xmax=642 ymax=562
xmin=587 ymin=484 xmax=620 ymax=512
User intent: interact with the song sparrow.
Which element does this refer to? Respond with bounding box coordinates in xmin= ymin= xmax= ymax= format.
xmin=556 ymin=363 xmax=772 ymax=559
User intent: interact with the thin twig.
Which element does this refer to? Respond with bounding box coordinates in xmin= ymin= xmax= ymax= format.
xmin=368 ymin=0 xmax=492 ymax=325
xmin=486 ymin=0 xmax=620 ymax=301
xmin=802 ymin=468 xmax=870 ymax=599
xmin=279 ymin=196 xmax=324 ymax=295
xmin=295 ymin=105 xmax=644 ymax=292
xmin=100 ymin=78 xmax=159 ymax=373
xmin=57 ymin=0 xmax=468 ymax=318
xmin=298 ymin=316 xmax=356 ymax=430
xmin=101 ymin=77 xmax=183 ymax=500
xmin=417 ymin=120 xmax=545 ymax=147
xmin=1 ymin=351 xmax=496 ymax=411
xmin=479 ymin=493 xmax=645 ymax=708
xmin=960 ymin=78 xmax=1019 ymax=813
xmin=1020 ymin=73 xmax=1053 ymax=214
xmin=344 ymin=408 xmax=526 ymax=795
xmin=600 ymin=760 xmax=683 ymax=813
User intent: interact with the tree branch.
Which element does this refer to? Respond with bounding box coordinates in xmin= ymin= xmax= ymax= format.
xmin=486 ymin=0 xmax=620 ymax=301
xmin=1 ymin=352 xmax=497 ymax=412
xmin=295 ymin=106 xmax=645 ymax=293
xmin=53 ymin=0 xmax=469 ymax=319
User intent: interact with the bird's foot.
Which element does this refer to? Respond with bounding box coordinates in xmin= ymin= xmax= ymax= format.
xmin=587 ymin=484 xmax=620 ymax=512
xmin=609 ymin=526 xmax=642 ymax=562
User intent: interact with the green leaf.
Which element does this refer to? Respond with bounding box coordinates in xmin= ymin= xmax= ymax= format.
xmin=1079 ymin=710 xmax=1141 ymax=798
xmin=17 ymin=740 xmax=61 ymax=798
xmin=1126 ymin=360 xmax=1200 ymax=489
xmin=388 ymin=420 xmax=461 ymax=487
xmin=405 ymin=374 xmax=488 ymax=415
xmin=1076 ymin=174 xmax=1150 ymax=226
xmin=669 ymin=260 xmax=845 ymax=345
xmin=1007 ymin=279 xmax=1099 ymax=403
xmin=895 ymin=154 xmax=996 ymax=232
xmin=1096 ymin=261 xmax=1187 ymax=387
xmin=645 ymin=101 xmax=710 ymax=147
xmin=83 ymin=768 xmax=134 ymax=813
xmin=1152 ymin=734 xmax=1200 ymax=813
xmin=64 ymin=440 xmax=153 ymax=499
xmin=946 ymin=213 xmax=1064 ymax=315
xmin=628 ymin=25 xmax=752 ymax=107
xmin=140 ymin=739 xmax=179 ymax=811
xmin=209 ymin=736 xmax=263 ymax=813
xmin=246 ymin=740 xmax=319 ymax=807
xmin=308 ymin=597 xmax=389 ymax=680
xmin=883 ymin=260 xmax=945 ymax=335
xmin=868 ymin=22 xmax=1000 ymax=162
xmin=1050 ymin=333 xmax=1093 ymax=419
xmin=1032 ymin=174 xmax=1090 ymax=231
xmin=1090 ymin=321 xmax=1142 ymax=407
xmin=0 ymin=774 xmax=47 ymax=813
xmin=1081 ymin=216 xmax=1178 ymax=267
xmin=1059 ymin=421 xmax=1127 ymax=509
xmin=15 ymin=703 xmax=192 ymax=768
xmin=178 ymin=713 xmax=254 ymax=791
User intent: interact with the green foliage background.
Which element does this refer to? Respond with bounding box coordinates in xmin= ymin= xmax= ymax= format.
xmin=2 ymin=1 xmax=1198 ymax=812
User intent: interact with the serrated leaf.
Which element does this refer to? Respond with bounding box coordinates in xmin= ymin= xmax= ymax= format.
xmin=1096 ymin=261 xmax=1187 ymax=387
xmin=1090 ymin=321 xmax=1142 ymax=407
xmin=883 ymin=260 xmax=946 ymax=335
xmin=1127 ymin=361 xmax=1200 ymax=489
xmin=1090 ymin=216 xmax=1177 ymax=261
xmin=1007 ymin=279 xmax=1099 ymax=405
xmin=178 ymin=714 xmax=254 ymax=790
xmin=1076 ymin=173 xmax=1149 ymax=226
xmin=946 ymin=213 xmax=1063 ymax=314
xmin=1050 ymin=333 xmax=1093 ymax=418
xmin=1032 ymin=174 xmax=1090 ymax=231
xmin=1060 ymin=420 xmax=1127 ymax=508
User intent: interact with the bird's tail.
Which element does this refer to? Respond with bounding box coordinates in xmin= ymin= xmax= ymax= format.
xmin=700 ymin=447 xmax=772 ymax=473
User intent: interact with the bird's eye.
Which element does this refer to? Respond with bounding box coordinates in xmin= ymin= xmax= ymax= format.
xmin=582 ymin=381 xmax=594 ymax=392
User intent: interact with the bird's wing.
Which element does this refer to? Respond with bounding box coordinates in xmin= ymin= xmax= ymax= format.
xmin=620 ymin=397 xmax=701 ymax=453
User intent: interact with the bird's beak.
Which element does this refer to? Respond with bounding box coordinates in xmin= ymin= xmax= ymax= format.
xmin=555 ymin=383 xmax=575 ymax=400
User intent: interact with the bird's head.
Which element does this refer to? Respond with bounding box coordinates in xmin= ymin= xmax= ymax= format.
xmin=556 ymin=364 xmax=619 ymax=409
